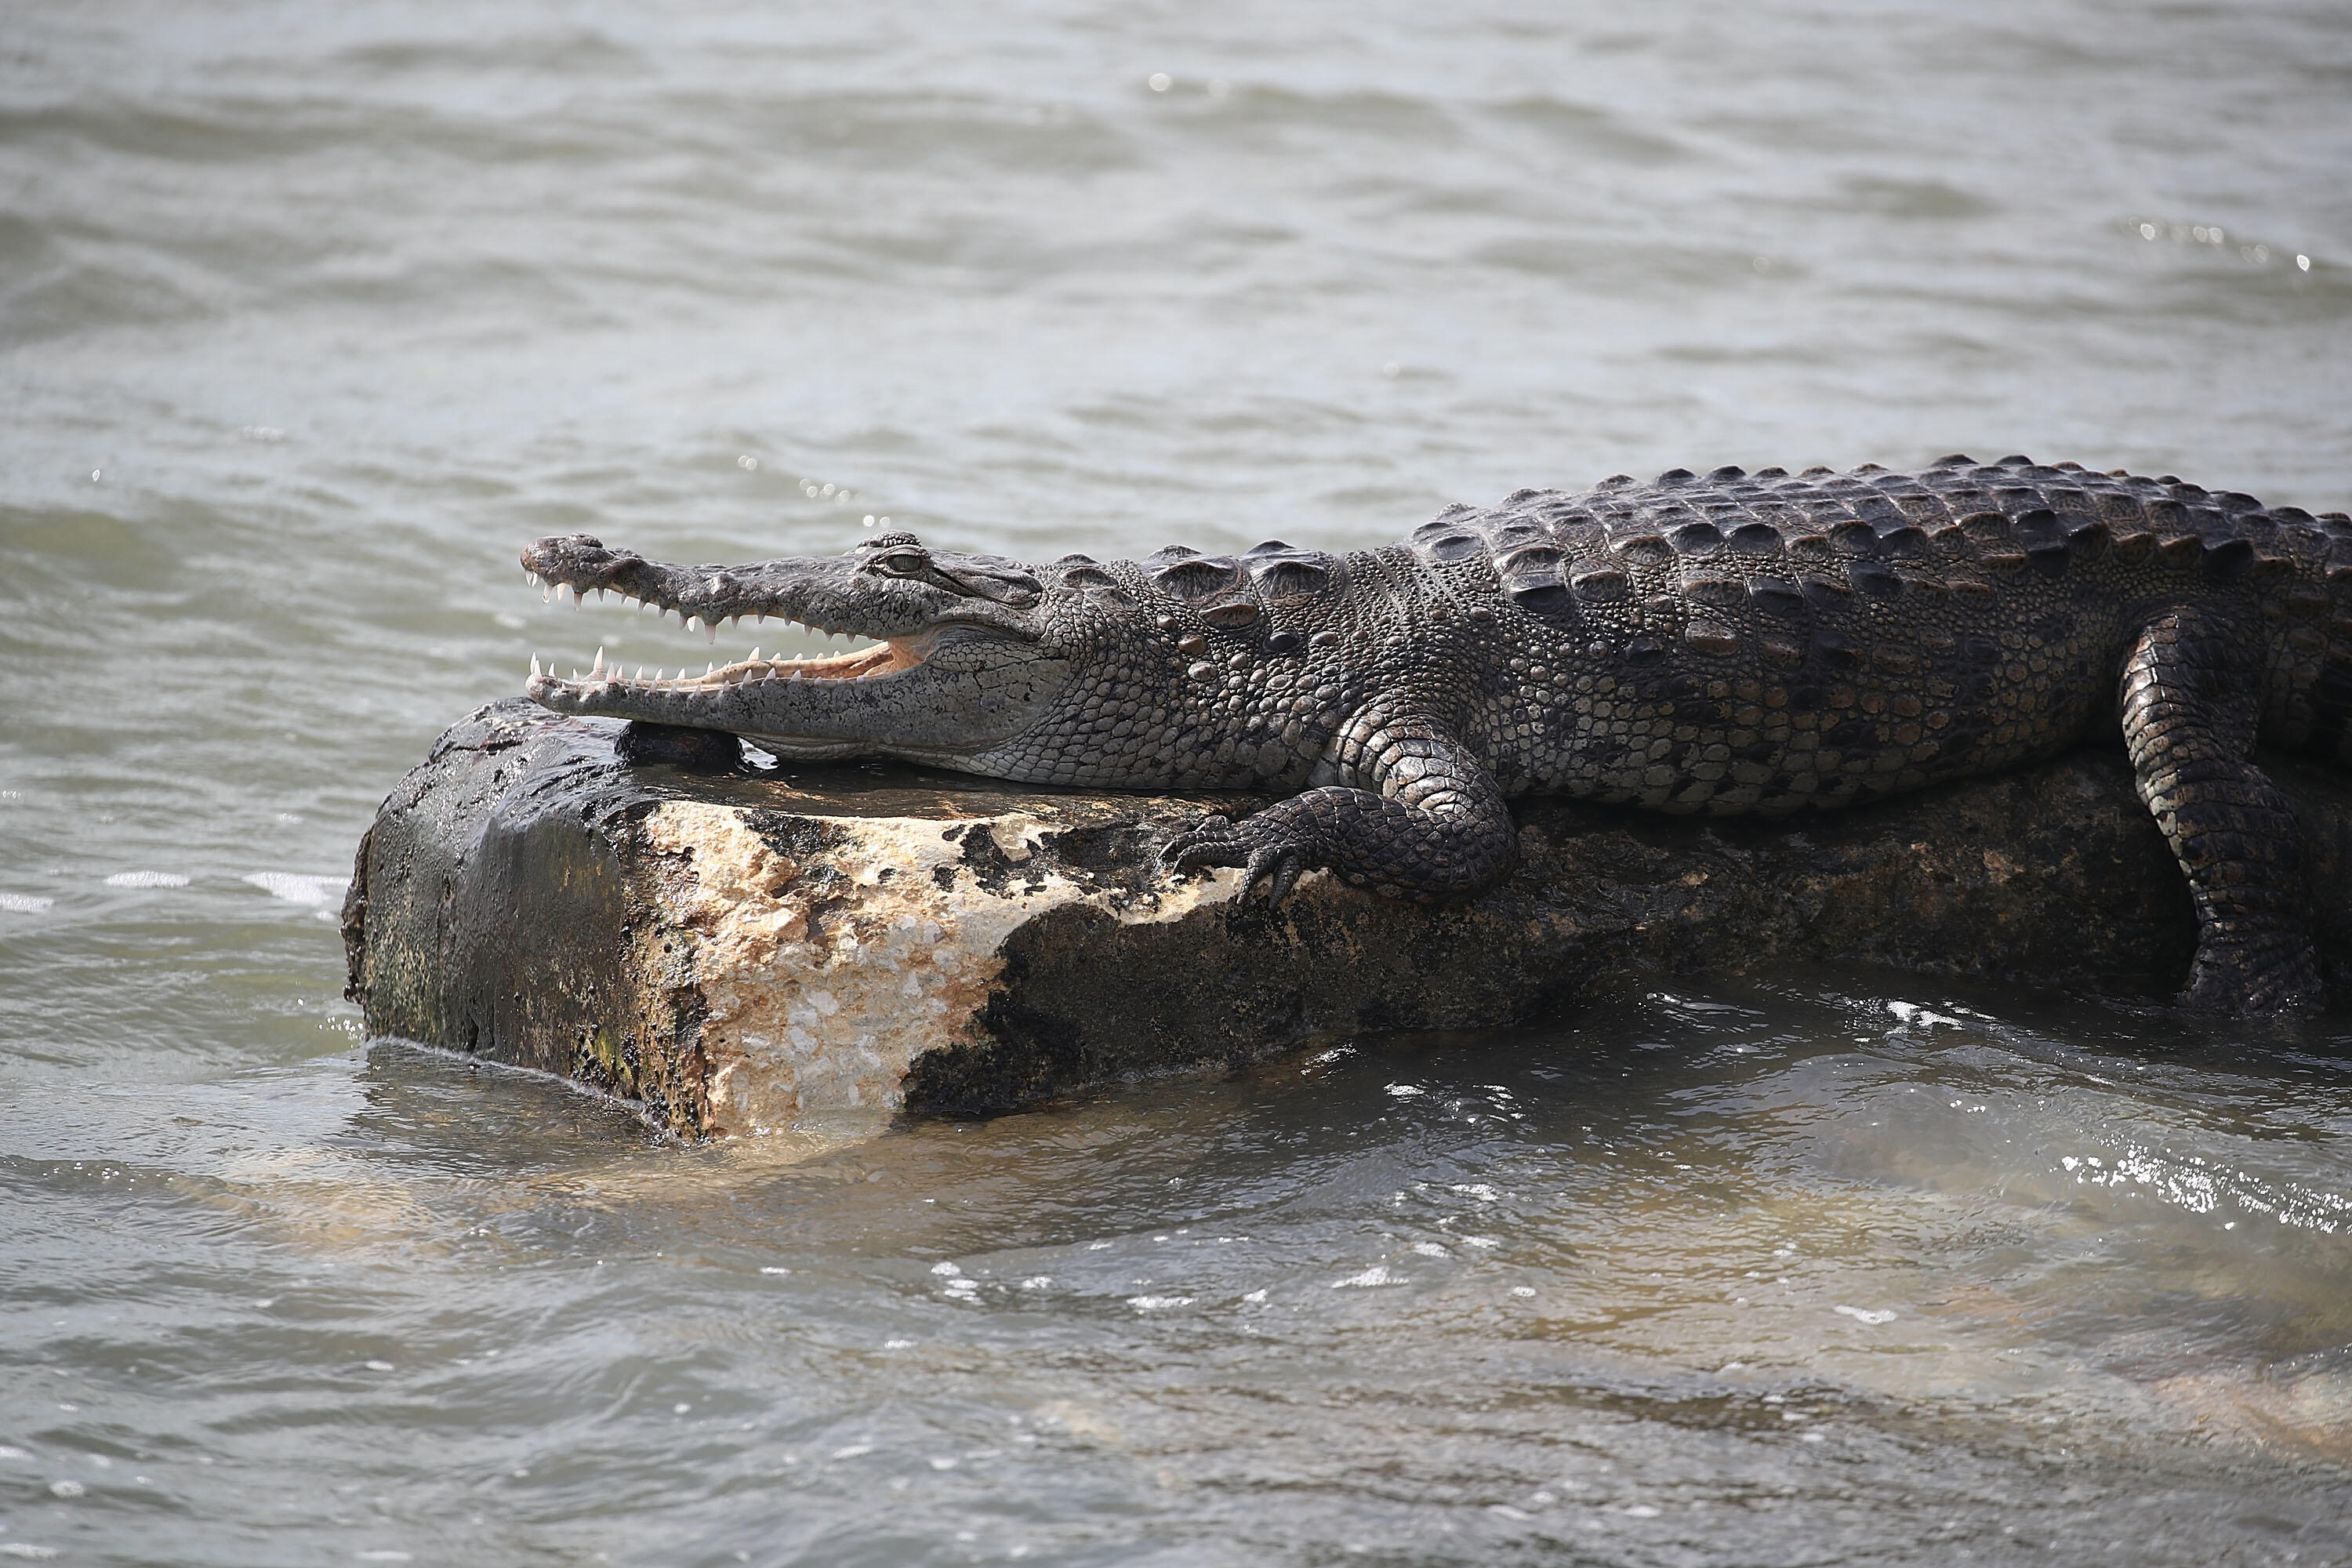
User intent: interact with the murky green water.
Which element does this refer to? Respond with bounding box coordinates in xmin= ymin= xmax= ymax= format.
xmin=4 ymin=2 xmax=2351 ymax=1563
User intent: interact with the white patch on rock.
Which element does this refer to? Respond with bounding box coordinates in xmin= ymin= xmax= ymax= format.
xmin=642 ymin=803 xmax=1244 ymax=1138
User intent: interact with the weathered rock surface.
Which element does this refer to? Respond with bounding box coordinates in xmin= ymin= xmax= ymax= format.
xmin=343 ymin=700 xmax=2352 ymax=1137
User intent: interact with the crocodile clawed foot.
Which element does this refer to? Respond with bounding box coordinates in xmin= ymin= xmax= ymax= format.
xmin=1163 ymin=815 xmax=1309 ymax=903
xmin=1240 ymin=844 xmax=1305 ymax=902
xmin=2177 ymin=934 xmax=2323 ymax=1015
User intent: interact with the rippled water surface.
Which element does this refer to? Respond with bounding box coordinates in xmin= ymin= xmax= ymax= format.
xmin=5 ymin=2 xmax=2352 ymax=1563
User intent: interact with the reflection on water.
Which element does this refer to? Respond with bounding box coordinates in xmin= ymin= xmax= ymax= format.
xmin=4 ymin=0 xmax=2350 ymax=1560
xmin=6 ymin=975 xmax=2352 ymax=1564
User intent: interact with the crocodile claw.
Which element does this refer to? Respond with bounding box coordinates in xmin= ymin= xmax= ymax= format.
xmin=1243 ymin=844 xmax=1305 ymax=902
xmin=1163 ymin=814 xmax=1308 ymax=902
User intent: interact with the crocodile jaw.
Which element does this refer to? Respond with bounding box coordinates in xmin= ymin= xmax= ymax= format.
xmin=526 ymin=622 xmax=1072 ymax=761
xmin=518 ymin=535 xmax=1069 ymax=761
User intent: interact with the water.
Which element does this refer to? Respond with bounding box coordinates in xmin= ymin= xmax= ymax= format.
xmin=3 ymin=1 xmax=2350 ymax=1561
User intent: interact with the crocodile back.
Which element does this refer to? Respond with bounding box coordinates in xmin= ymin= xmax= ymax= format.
xmin=1397 ymin=456 xmax=2352 ymax=808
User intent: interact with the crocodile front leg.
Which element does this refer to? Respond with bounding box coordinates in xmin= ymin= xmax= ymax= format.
xmin=2119 ymin=608 xmax=2321 ymax=1013
xmin=1163 ymin=707 xmax=1519 ymax=902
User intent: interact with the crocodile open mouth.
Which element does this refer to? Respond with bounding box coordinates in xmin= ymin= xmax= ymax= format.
xmin=521 ymin=571 xmax=933 ymax=699
xmin=528 ymin=636 xmax=929 ymax=695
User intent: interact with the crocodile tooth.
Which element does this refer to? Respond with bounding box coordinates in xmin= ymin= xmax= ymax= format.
xmin=542 ymin=585 xmax=552 ymax=604
xmin=530 ymin=654 xmax=542 ymax=677
xmin=592 ymin=648 xmax=604 ymax=675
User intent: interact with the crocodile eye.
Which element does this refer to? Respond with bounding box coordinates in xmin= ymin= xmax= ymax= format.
xmin=873 ymin=548 xmax=930 ymax=577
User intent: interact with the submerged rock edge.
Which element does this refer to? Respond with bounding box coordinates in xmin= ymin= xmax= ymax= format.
xmin=344 ymin=702 xmax=2352 ymax=1137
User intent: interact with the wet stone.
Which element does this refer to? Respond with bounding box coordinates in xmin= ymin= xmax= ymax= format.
xmin=346 ymin=700 xmax=2352 ymax=1140
xmin=616 ymin=720 xmax=744 ymax=771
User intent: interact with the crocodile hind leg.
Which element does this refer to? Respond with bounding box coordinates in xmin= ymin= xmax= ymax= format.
xmin=1163 ymin=710 xmax=1518 ymax=902
xmin=2118 ymin=608 xmax=2321 ymax=1012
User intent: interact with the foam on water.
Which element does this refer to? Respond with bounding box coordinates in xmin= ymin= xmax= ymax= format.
xmin=241 ymin=872 xmax=347 ymax=907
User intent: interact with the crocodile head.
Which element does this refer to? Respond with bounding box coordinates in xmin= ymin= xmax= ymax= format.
xmin=519 ymin=531 xmax=1075 ymax=764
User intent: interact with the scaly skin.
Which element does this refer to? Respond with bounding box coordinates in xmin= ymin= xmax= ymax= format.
xmin=521 ymin=455 xmax=2352 ymax=1014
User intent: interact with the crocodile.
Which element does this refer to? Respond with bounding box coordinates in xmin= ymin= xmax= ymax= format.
xmin=519 ymin=455 xmax=2352 ymax=1014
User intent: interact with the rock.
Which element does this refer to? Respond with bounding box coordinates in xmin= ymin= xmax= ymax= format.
xmin=343 ymin=700 xmax=2352 ymax=1137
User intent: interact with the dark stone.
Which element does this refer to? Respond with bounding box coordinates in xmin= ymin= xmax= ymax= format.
xmin=617 ymin=721 xmax=746 ymax=771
